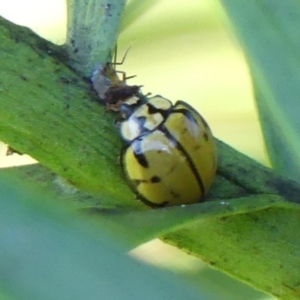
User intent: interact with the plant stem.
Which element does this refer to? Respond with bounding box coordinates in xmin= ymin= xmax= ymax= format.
xmin=65 ymin=0 xmax=126 ymax=77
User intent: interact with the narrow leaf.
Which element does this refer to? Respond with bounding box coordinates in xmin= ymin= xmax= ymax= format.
xmin=220 ymin=0 xmax=300 ymax=182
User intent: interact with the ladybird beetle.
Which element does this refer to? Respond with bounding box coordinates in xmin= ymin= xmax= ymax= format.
xmin=118 ymin=95 xmax=217 ymax=207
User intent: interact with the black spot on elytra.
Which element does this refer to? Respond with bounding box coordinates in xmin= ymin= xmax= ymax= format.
xmin=132 ymin=138 xmax=149 ymax=168
xmin=147 ymin=103 xmax=159 ymax=114
xmin=134 ymin=151 xmax=149 ymax=168
xmin=147 ymin=103 xmax=170 ymax=118
xmin=151 ymin=176 xmax=161 ymax=183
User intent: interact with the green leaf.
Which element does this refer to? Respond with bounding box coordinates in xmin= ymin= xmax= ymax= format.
xmin=0 ymin=176 xmax=210 ymax=300
xmin=0 ymin=15 xmax=140 ymax=209
xmin=2 ymin=143 xmax=300 ymax=299
xmin=220 ymin=0 xmax=300 ymax=182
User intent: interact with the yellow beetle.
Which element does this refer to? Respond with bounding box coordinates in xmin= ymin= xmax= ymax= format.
xmin=119 ymin=95 xmax=217 ymax=207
